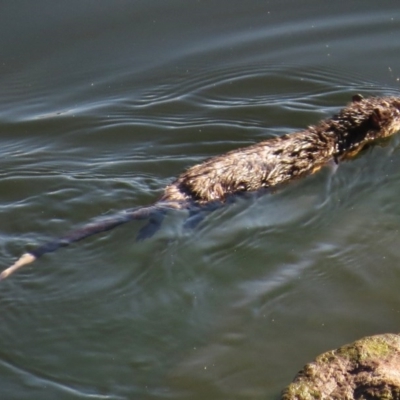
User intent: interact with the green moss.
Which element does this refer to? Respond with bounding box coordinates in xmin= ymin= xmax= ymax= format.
xmin=316 ymin=350 xmax=336 ymax=364
xmin=359 ymin=337 xmax=391 ymax=361
xmin=335 ymin=336 xmax=391 ymax=364
xmin=335 ymin=344 xmax=359 ymax=362
xmin=282 ymin=381 xmax=321 ymax=400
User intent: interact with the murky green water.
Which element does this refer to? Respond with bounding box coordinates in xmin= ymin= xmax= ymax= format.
xmin=1 ymin=1 xmax=400 ymax=399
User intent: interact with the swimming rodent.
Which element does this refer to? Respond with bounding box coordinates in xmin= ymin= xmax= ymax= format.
xmin=2 ymin=94 xmax=400 ymax=281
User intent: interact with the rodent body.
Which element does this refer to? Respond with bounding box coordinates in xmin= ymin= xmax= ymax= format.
xmin=2 ymin=94 xmax=400 ymax=280
xmin=161 ymin=94 xmax=400 ymax=204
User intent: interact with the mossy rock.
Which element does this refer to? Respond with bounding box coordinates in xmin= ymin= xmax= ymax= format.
xmin=282 ymin=333 xmax=400 ymax=400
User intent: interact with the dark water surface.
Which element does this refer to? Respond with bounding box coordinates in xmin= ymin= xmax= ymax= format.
xmin=1 ymin=1 xmax=400 ymax=399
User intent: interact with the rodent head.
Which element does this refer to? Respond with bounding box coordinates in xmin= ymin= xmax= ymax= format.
xmin=333 ymin=94 xmax=400 ymax=158
xmin=353 ymin=94 xmax=400 ymax=139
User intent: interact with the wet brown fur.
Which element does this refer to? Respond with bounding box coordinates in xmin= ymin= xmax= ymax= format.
xmin=2 ymin=95 xmax=400 ymax=280
xmin=162 ymin=95 xmax=400 ymax=204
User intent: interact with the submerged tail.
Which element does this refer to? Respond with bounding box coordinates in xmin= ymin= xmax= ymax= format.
xmin=0 ymin=201 xmax=183 ymax=281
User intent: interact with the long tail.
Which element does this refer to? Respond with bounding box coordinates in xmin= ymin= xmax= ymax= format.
xmin=0 ymin=201 xmax=182 ymax=281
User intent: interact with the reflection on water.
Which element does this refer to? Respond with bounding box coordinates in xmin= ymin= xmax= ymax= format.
xmin=0 ymin=1 xmax=400 ymax=399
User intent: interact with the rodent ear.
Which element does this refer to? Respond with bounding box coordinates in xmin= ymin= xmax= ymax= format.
xmin=352 ymin=94 xmax=364 ymax=103
xmin=370 ymin=107 xmax=383 ymax=128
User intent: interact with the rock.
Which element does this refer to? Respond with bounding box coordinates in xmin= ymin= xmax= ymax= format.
xmin=282 ymin=333 xmax=400 ymax=400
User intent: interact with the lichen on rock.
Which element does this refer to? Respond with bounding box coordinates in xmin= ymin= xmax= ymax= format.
xmin=282 ymin=333 xmax=400 ymax=400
